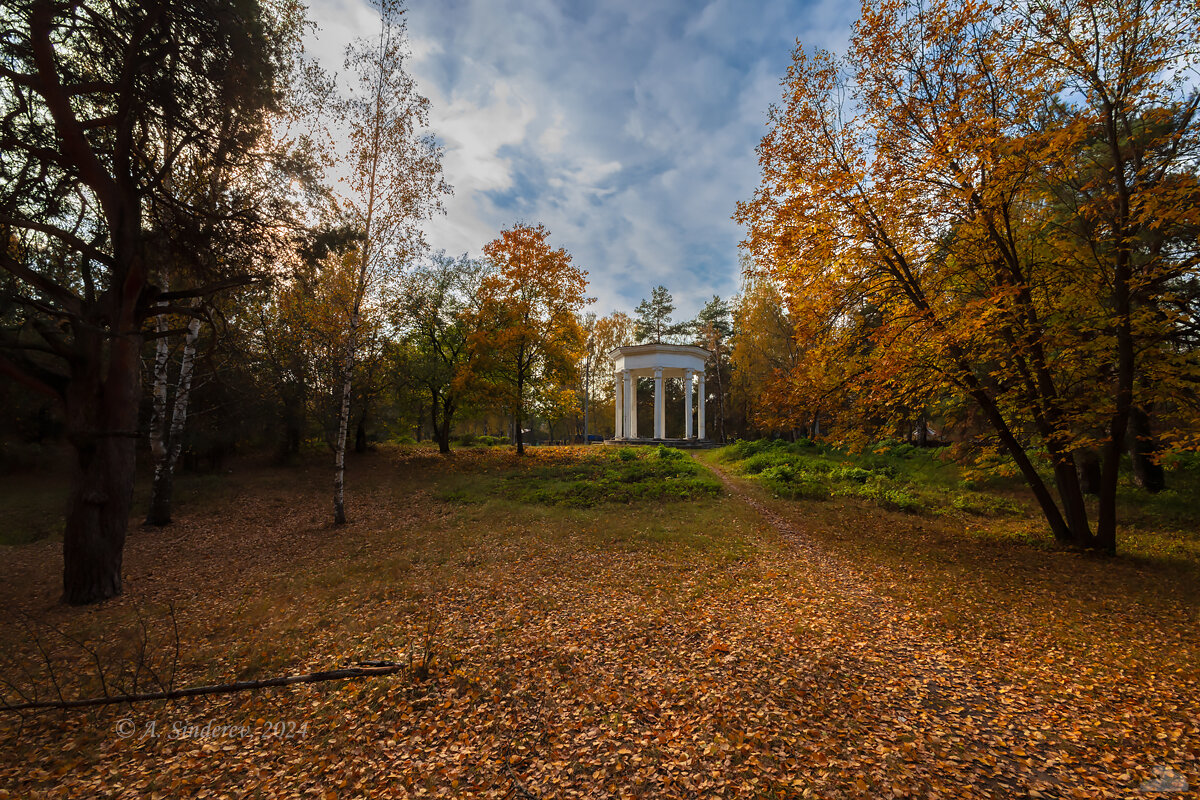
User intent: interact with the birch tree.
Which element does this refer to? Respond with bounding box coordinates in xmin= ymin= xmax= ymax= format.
xmin=145 ymin=308 xmax=202 ymax=526
xmin=333 ymin=0 xmax=447 ymax=523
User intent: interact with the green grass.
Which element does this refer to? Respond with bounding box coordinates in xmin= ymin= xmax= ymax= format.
xmin=716 ymin=438 xmax=1011 ymax=516
xmin=436 ymin=445 xmax=722 ymax=508
xmin=714 ymin=437 xmax=1200 ymax=572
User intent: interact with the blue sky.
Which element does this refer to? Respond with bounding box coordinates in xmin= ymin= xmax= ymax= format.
xmin=305 ymin=0 xmax=857 ymax=318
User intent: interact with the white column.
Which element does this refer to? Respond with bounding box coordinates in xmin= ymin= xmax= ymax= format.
xmin=684 ymin=369 xmax=693 ymax=439
xmin=697 ymin=371 xmax=706 ymax=439
xmin=623 ymin=370 xmax=634 ymax=439
xmin=653 ymin=368 xmax=664 ymax=439
xmin=614 ymin=371 xmax=623 ymax=438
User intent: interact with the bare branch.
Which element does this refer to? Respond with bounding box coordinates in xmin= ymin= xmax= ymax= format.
xmin=1 ymin=662 xmax=410 ymax=713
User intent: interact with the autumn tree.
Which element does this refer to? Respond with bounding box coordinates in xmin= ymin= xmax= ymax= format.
xmin=587 ymin=311 xmax=635 ymax=438
xmin=738 ymin=0 xmax=1200 ymax=552
xmin=577 ymin=313 xmax=599 ymax=441
xmin=142 ymin=83 xmax=326 ymax=524
xmin=691 ymin=295 xmax=733 ymax=441
xmin=395 ymin=252 xmax=489 ymax=454
xmin=594 ymin=311 xmax=636 ymax=356
xmin=332 ymin=0 xmax=448 ymax=523
xmin=0 ymin=0 xmax=308 ymax=603
xmin=729 ymin=275 xmax=815 ymax=438
xmin=468 ymin=224 xmax=590 ymax=455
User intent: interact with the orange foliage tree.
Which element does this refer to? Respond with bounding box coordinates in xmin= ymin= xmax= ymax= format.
xmin=586 ymin=311 xmax=636 ymax=437
xmin=730 ymin=274 xmax=815 ymax=437
xmin=467 ymin=224 xmax=590 ymax=455
xmin=737 ymin=0 xmax=1200 ymax=551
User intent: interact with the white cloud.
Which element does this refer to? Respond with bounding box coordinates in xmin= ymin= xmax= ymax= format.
xmin=304 ymin=0 xmax=858 ymax=318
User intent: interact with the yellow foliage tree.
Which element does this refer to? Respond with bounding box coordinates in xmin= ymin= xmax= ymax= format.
xmin=737 ymin=0 xmax=1200 ymax=551
xmin=466 ymin=224 xmax=590 ymax=455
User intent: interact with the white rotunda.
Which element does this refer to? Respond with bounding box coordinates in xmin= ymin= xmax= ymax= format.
xmin=608 ymin=343 xmax=711 ymax=442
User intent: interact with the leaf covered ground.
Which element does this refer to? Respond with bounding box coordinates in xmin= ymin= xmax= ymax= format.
xmin=0 ymin=445 xmax=1196 ymax=798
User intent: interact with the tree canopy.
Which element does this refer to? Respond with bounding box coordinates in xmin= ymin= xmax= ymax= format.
xmin=0 ymin=0 xmax=309 ymax=603
xmin=467 ymin=223 xmax=590 ymax=455
xmin=736 ymin=0 xmax=1200 ymax=551
xmin=634 ymin=285 xmax=689 ymax=344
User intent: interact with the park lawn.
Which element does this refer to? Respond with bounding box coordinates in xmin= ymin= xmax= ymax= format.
xmin=0 ymin=444 xmax=1196 ymax=798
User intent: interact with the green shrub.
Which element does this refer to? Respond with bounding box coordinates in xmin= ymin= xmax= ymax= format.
xmin=759 ymin=464 xmax=796 ymax=483
xmin=1163 ymin=451 xmax=1200 ymax=473
xmin=476 ymin=435 xmax=508 ymax=447
xmin=718 ymin=439 xmax=772 ymax=462
xmin=829 ymin=466 xmax=873 ymax=484
xmin=617 ymin=461 xmax=652 ymax=483
xmin=742 ymin=450 xmax=800 ymax=474
xmin=656 ymin=445 xmax=685 ymax=461
xmin=616 ymin=447 xmax=637 ymax=462
xmin=853 ymin=484 xmax=923 ymax=512
xmin=757 ymin=464 xmax=830 ymax=500
xmin=950 ymin=492 xmax=1023 ymax=517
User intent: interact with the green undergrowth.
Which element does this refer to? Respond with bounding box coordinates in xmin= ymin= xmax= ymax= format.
xmin=439 ymin=445 xmax=722 ymax=508
xmin=716 ymin=438 xmax=1024 ymax=516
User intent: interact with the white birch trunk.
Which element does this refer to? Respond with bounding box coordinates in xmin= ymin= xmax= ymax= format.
xmin=147 ymin=315 xmax=201 ymax=526
xmin=165 ymin=317 xmax=201 ymax=473
xmin=333 ymin=310 xmax=360 ymax=524
xmin=148 ymin=313 xmax=170 ymax=462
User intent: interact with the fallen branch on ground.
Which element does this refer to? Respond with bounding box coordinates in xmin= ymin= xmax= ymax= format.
xmin=1 ymin=661 xmax=407 ymax=713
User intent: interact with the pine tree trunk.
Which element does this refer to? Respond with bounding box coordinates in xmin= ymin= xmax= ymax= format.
xmin=62 ymin=328 xmax=141 ymax=605
xmin=147 ymin=317 xmax=200 ymax=526
xmin=333 ymin=311 xmax=359 ymax=525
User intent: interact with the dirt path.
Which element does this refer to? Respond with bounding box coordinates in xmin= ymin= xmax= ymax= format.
xmin=696 ymin=456 xmax=1194 ymax=798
